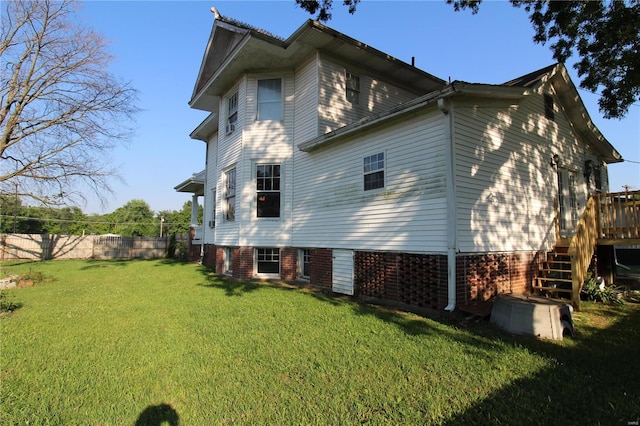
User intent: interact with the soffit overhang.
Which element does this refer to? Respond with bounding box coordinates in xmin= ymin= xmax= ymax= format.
xmin=174 ymin=170 xmax=206 ymax=195
xmin=190 ymin=18 xmax=446 ymax=112
xmin=190 ymin=112 xmax=219 ymax=142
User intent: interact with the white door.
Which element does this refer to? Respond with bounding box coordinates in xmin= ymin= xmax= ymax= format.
xmin=332 ymin=249 xmax=354 ymax=295
xmin=557 ymin=168 xmax=579 ymax=238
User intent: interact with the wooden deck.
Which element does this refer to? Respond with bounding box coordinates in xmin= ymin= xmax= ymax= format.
xmin=534 ymin=189 xmax=640 ymax=309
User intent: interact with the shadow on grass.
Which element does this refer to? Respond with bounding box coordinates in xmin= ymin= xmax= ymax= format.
xmin=135 ymin=403 xmax=179 ymax=426
xmin=441 ymin=305 xmax=640 ymax=425
xmin=191 ymin=267 xmax=640 ymax=422
xmin=197 ymin=271 xmax=262 ymax=297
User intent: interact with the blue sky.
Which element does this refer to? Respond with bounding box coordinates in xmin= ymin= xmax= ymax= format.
xmin=78 ymin=0 xmax=639 ymax=214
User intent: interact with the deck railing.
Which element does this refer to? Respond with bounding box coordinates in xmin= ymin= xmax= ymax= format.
xmin=595 ymin=190 xmax=640 ymax=241
xmin=565 ymin=189 xmax=640 ymax=309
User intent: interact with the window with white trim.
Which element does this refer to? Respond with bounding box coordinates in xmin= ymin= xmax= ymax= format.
xmin=256 ymin=248 xmax=280 ymax=275
xmin=223 ymin=247 xmax=233 ymax=274
xmin=299 ymin=249 xmax=310 ymax=279
xmin=226 ymin=91 xmax=238 ymax=134
xmin=257 ymin=78 xmax=282 ymax=121
xmin=363 ymin=152 xmax=384 ymax=191
xmin=224 ymin=168 xmax=236 ymax=221
xmin=256 ymin=164 xmax=280 ymax=218
xmin=346 ymin=71 xmax=360 ymax=105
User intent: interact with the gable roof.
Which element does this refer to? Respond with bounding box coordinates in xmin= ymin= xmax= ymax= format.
xmin=190 ymin=8 xmax=446 ymax=111
xmin=299 ymin=63 xmax=622 ymax=163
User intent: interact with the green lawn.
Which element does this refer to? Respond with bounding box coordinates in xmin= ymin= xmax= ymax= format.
xmin=1 ymin=259 xmax=639 ymax=425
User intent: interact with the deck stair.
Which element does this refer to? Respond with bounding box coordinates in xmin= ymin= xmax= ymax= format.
xmin=534 ymin=244 xmax=573 ymax=297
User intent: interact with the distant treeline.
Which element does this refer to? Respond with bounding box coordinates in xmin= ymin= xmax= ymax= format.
xmin=0 ymin=197 xmax=202 ymax=237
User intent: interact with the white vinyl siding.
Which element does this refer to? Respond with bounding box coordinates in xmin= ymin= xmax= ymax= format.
xmin=317 ymin=56 xmax=419 ymax=135
xmin=203 ymin=135 xmax=218 ymax=245
xmin=453 ymin=90 xmax=592 ymax=253
xmin=293 ymin=54 xmax=320 ymax=143
xmin=293 ymin=109 xmax=448 ymax=252
xmin=215 ymin=81 xmax=245 ymax=247
xmin=240 ymin=73 xmax=295 ymax=247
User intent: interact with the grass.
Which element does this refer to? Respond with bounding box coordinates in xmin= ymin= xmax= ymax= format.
xmin=1 ymin=259 xmax=639 ymax=425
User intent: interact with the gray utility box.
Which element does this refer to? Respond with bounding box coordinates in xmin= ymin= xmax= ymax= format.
xmin=490 ymin=294 xmax=574 ymax=340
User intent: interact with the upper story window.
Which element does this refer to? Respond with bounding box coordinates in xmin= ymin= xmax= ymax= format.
xmin=544 ymin=94 xmax=555 ymax=121
xmin=346 ymin=71 xmax=360 ymax=105
xmin=364 ymin=152 xmax=384 ymax=191
xmin=224 ymin=168 xmax=236 ymax=221
xmin=256 ymin=164 xmax=281 ymax=218
xmin=226 ymin=91 xmax=238 ymax=134
xmin=257 ymin=78 xmax=282 ymax=121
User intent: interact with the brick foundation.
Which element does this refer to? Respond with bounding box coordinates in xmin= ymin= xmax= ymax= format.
xmin=308 ymin=248 xmax=333 ymax=291
xmin=456 ymin=252 xmax=540 ymax=306
xmin=354 ymin=252 xmax=448 ymax=310
xmin=201 ymin=244 xmax=542 ymax=311
xmin=201 ymin=244 xmax=216 ymax=267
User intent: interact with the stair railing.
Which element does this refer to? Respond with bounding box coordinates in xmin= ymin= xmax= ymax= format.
xmin=567 ymin=196 xmax=598 ymax=310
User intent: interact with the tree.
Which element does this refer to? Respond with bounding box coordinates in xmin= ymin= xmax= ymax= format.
xmin=109 ymin=200 xmax=156 ymax=237
xmin=158 ymin=201 xmax=204 ymax=236
xmin=295 ymin=0 xmax=640 ymax=119
xmin=1 ymin=0 xmax=138 ymax=207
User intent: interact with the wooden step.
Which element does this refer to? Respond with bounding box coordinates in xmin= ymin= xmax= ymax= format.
xmin=540 ymin=268 xmax=571 ymax=274
xmin=536 ymin=277 xmax=573 ymax=283
xmin=533 ymin=286 xmax=573 ymax=293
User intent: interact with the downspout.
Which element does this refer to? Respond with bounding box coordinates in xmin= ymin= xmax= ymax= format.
xmin=438 ymin=97 xmax=457 ymax=312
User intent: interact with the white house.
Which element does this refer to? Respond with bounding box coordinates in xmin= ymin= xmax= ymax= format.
xmin=177 ymin=10 xmax=629 ymax=311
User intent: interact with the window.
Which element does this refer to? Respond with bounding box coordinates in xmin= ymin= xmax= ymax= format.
xmin=224 ymin=168 xmax=236 ymax=221
xmin=299 ymin=249 xmax=310 ymax=279
xmin=544 ymin=94 xmax=555 ymax=120
xmin=257 ymin=78 xmax=282 ymax=121
xmin=208 ymin=189 xmax=216 ymax=228
xmin=346 ymin=71 xmax=360 ymax=105
xmin=594 ymin=165 xmax=603 ymax=192
xmin=226 ymin=91 xmax=238 ymax=134
xmin=256 ymin=164 xmax=280 ymax=218
xmin=223 ymin=247 xmax=233 ymax=274
xmin=364 ymin=152 xmax=384 ymax=191
xmin=256 ymin=248 xmax=279 ymax=274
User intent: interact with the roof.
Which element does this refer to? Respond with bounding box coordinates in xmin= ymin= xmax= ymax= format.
xmin=174 ymin=170 xmax=206 ymax=195
xmin=502 ymin=64 xmax=557 ymax=88
xmin=190 ymin=9 xmax=447 ymax=111
xmin=299 ymin=64 xmax=622 ymax=163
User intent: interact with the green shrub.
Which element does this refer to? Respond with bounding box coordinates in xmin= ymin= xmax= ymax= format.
xmin=581 ymin=276 xmax=623 ymax=304
xmin=0 ymin=291 xmax=21 ymax=313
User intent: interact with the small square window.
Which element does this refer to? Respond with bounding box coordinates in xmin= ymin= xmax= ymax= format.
xmin=544 ymin=94 xmax=555 ymax=121
xmin=346 ymin=71 xmax=360 ymax=105
xmin=364 ymin=152 xmax=384 ymax=191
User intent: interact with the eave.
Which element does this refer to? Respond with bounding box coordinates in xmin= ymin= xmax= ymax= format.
xmin=190 ymin=16 xmax=446 ymax=112
xmin=174 ymin=170 xmax=206 ymax=195
xmin=190 ymin=112 xmax=219 ymax=142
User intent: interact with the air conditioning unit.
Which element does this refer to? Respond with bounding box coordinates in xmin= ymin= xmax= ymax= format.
xmin=225 ymin=123 xmax=235 ymax=134
xmin=208 ymin=220 xmax=215 ymax=228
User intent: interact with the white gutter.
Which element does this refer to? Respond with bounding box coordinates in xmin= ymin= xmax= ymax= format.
xmin=439 ymin=98 xmax=458 ymax=312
